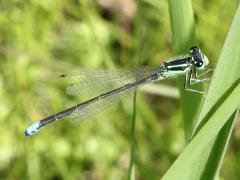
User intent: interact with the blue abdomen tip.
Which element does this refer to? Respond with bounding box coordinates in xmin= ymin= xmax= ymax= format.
xmin=24 ymin=122 xmax=41 ymax=136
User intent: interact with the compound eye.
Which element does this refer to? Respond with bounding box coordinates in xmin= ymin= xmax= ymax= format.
xmin=190 ymin=47 xmax=200 ymax=55
xmin=194 ymin=60 xmax=203 ymax=67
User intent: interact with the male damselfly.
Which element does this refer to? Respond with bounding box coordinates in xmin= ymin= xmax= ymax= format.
xmin=25 ymin=46 xmax=211 ymax=137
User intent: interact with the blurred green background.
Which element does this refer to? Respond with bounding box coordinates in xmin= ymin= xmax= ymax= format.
xmin=0 ymin=0 xmax=239 ymax=179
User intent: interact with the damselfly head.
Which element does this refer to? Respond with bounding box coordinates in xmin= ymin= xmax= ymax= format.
xmin=190 ymin=46 xmax=209 ymax=69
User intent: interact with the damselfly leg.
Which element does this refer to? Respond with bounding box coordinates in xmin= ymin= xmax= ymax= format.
xmin=191 ymin=68 xmax=214 ymax=84
xmin=196 ymin=68 xmax=215 ymax=78
xmin=184 ymin=67 xmax=214 ymax=96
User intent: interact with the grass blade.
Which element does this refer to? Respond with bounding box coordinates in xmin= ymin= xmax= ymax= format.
xmin=162 ymin=79 xmax=240 ymax=180
xmin=195 ymin=4 xmax=240 ymax=129
xmin=168 ymin=0 xmax=204 ymax=141
xmin=192 ymin=3 xmax=240 ymax=179
xmin=128 ymin=28 xmax=146 ymax=180
xmin=162 ymin=4 xmax=240 ymax=179
xmin=129 ymin=91 xmax=137 ymax=180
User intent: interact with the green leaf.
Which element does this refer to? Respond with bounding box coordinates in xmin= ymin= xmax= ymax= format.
xmin=168 ymin=0 xmax=204 ymax=141
xmin=162 ymin=4 xmax=240 ymax=179
xmin=195 ymin=5 xmax=240 ymax=129
xmin=162 ymin=79 xmax=240 ymax=180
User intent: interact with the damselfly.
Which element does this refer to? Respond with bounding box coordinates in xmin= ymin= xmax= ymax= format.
xmin=25 ymin=46 xmax=211 ymax=137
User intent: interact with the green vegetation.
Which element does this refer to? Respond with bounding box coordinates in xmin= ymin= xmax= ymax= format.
xmin=0 ymin=0 xmax=239 ymax=179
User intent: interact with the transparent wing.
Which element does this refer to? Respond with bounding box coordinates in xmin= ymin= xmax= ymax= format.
xmin=69 ymin=84 xmax=138 ymax=123
xmin=60 ymin=66 xmax=160 ymax=96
